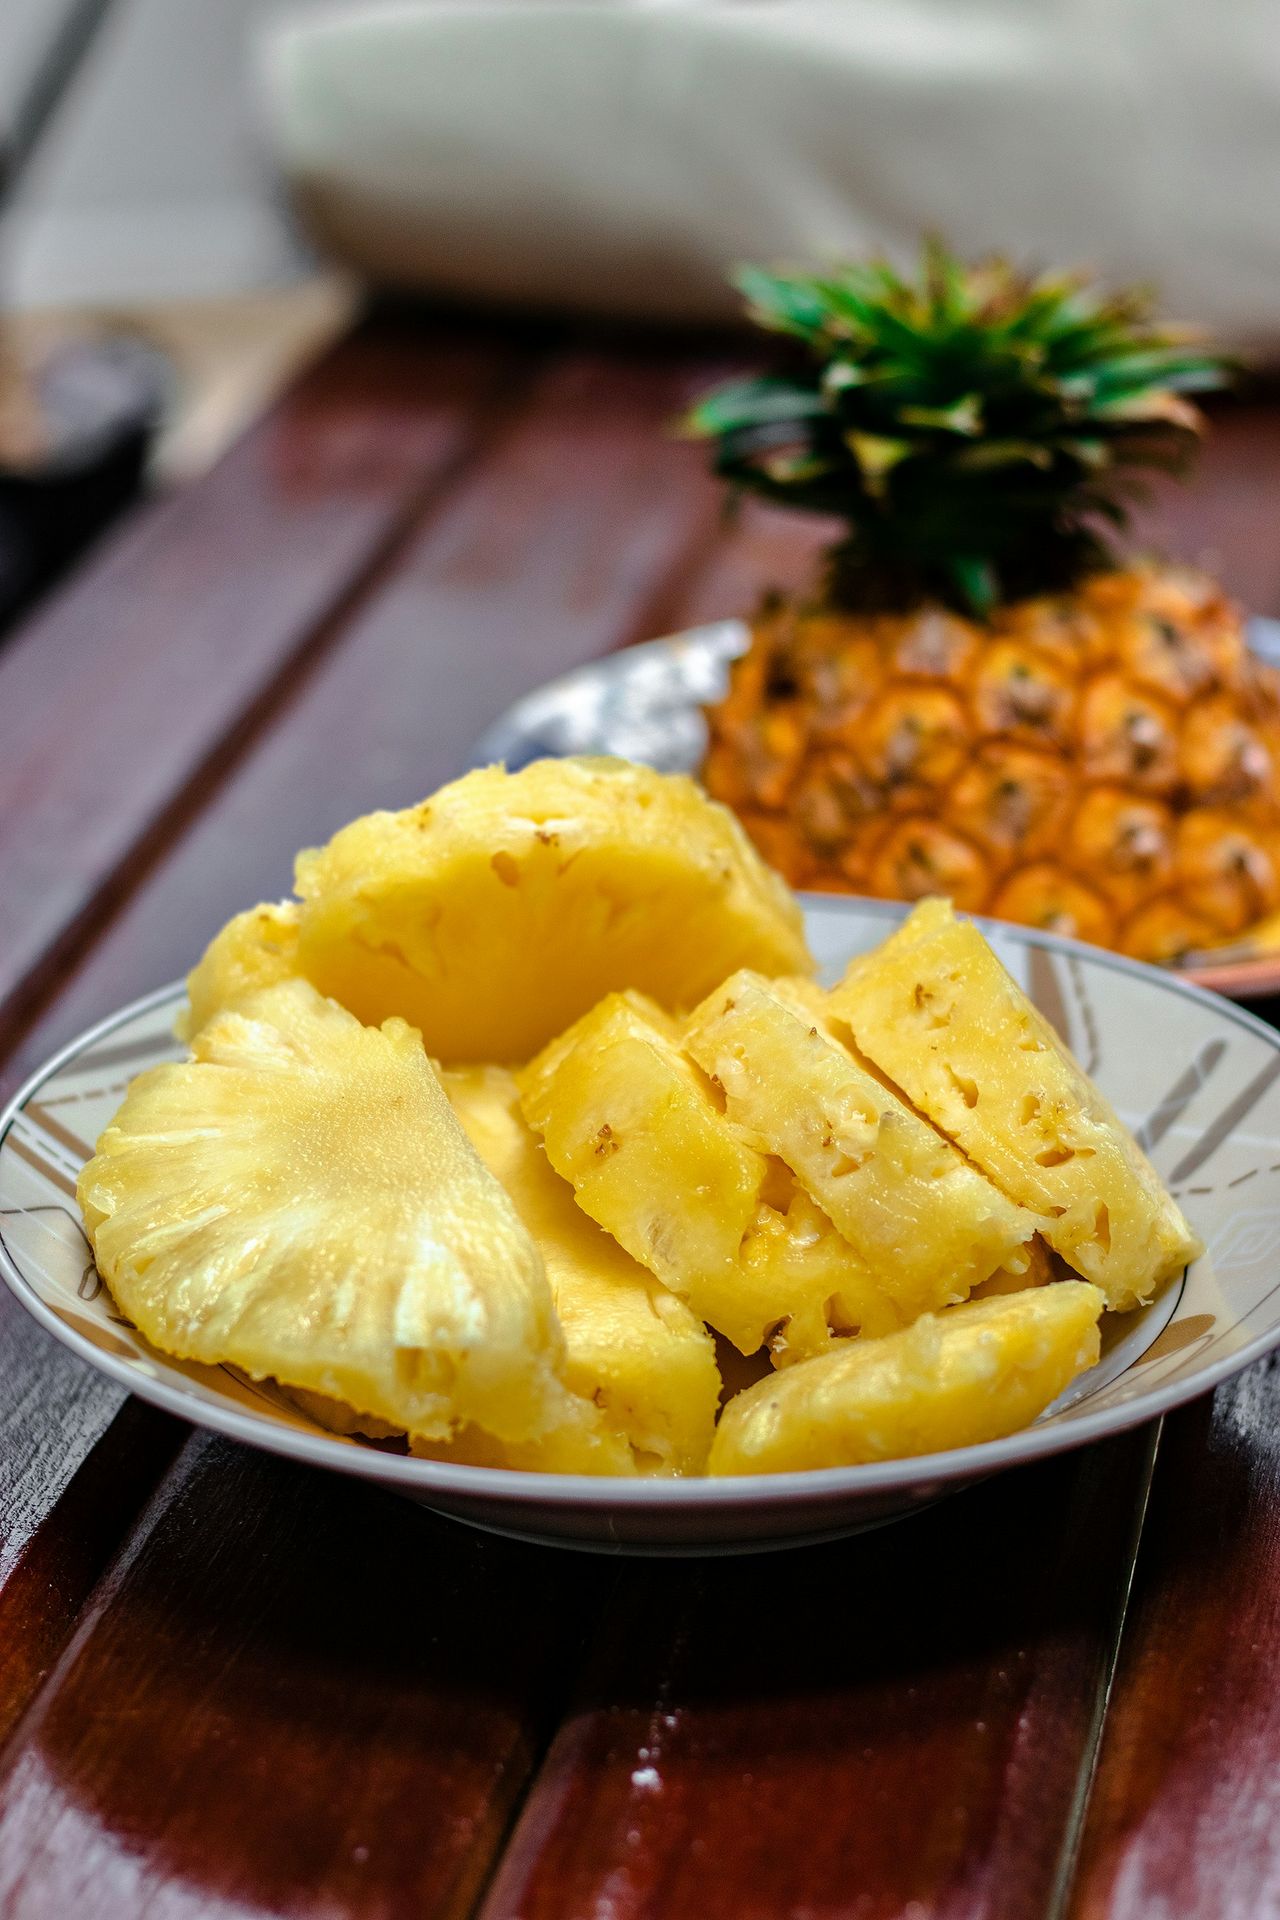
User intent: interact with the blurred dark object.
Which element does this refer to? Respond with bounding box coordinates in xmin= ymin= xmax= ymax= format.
xmin=0 ymin=0 xmax=169 ymax=637
xmin=0 ymin=333 xmax=169 ymax=631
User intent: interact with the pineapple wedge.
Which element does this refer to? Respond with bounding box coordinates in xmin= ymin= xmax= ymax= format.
xmin=78 ymin=979 xmax=567 ymax=1445
xmin=441 ymin=1064 xmax=720 ymax=1473
xmin=684 ymin=970 xmax=1038 ymax=1321
xmin=180 ymin=900 xmax=301 ymax=1039
xmin=972 ymin=1235 xmax=1060 ymax=1297
xmin=292 ymin=757 xmax=812 ymax=1064
xmin=282 ymin=1374 xmax=639 ymax=1477
xmin=519 ymin=990 xmax=879 ymax=1358
xmin=828 ymin=899 xmax=1201 ymax=1308
xmin=411 ymin=1409 xmax=638 ymax=1476
xmin=709 ymin=1281 xmax=1104 ymax=1475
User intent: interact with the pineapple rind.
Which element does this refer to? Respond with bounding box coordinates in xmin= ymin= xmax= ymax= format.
xmin=684 ymin=970 xmax=1038 ymax=1322
xmin=292 ymin=757 xmax=813 ymax=1064
xmin=79 ymin=980 xmax=566 ymax=1446
xmin=830 ymin=899 xmax=1202 ymax=1308
xmin=442 ymin=1062 xmax=720 ymax=1474
xmin=709 ymin=1280 xmax=1105 ymax=1475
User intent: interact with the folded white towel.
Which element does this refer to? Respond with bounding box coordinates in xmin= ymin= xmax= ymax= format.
xmin=264 ymin=0 xmax=1280 ymax=345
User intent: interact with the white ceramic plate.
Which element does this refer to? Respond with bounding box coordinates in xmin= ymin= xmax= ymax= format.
xmin=3 ymin=899 xmax=1279 ymax=1554
xmin=471 ymin=618 xmax=1280 ymax=1003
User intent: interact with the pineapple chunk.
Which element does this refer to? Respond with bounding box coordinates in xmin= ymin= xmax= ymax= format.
xmin=283 ymin=1368 xmax=640 ymax=1478
xmin=684 ymin=970 xmax=1038 ymax=1321
xmin=829 ymin=899 xmax=1201 ymax=1309
xmin=709 ymin=1281 xmax=1104 ymax=1475
xmin=519 ymin=990 xmax=877 ymax=1358
xmin=293 ymin=757 xmax=811 ymax=1064
xmin=971 ymin=1234 xmax=1060 ymax=1298
xmin=78 ymin=980 xmax=567 ymax=1446
xmin=441 ymin=1064 xmax=720 ymax=1474
xmin=180 ymin=900 xmax=301 ymax=1039
xmin=412 ymin=1409 xmax=638 ymax=1476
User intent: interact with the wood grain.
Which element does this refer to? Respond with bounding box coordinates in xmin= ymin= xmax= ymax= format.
xmin=1115 ymin=397 xmax=1280 ymax=615
xmin=1069 ymin=1362 xmax=1280 ymax=1918
xmin=0 ymin=1435 xmax=613 ymax=1920
xmin=481 ymin=1433 xmax=1157 ymax=1920
xmin=0 ymin=1398 xmax=183 ymax=1750
xmin=0 ymin=311 xmax=532 ymax=1054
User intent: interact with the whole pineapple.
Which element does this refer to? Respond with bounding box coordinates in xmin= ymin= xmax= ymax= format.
xmin=689 ymin=248 xmax=1280 ymax=964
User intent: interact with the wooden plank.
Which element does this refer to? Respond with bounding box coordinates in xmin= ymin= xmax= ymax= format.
xmin=0 ymin=1397 xmax=184 ymax=1750
xmin=0 ymin=310 xmax=526 ymax=1773
xmin=0 ymin=1434 xmax=613 ymax=1919
xmin=1132 ymin=400 xmax=1280 ymax=615
xmin=0 ymin=310 xmax=531 ymax=1054
xmin=479 ymin=1432 xmax=1157 ymax=1920
xmin=0 ymin=340 xmax=728 ymax=1085
xmin=1067 ymin=1370 xmax=1280 ymax=1918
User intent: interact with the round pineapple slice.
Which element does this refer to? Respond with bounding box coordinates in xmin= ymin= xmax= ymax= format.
xmin=709 ymin=1282 xmax=1104 ymax=1476
xmin=78 ymin=979 xmax=567 ymax=1445
xmin=292 ymin=757 xmax=812 ymax=1064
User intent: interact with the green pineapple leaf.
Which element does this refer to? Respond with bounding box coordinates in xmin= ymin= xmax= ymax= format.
xmin=687 ymin=243 xmax=1235 ymax=617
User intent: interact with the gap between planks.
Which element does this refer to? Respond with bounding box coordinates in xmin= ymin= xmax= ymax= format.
xmin=1042 ymin=1418 xmax=1163 ymax=1920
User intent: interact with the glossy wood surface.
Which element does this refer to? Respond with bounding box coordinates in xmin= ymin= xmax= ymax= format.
xmin=1 ymin=317 xmax=1280 ymax=1918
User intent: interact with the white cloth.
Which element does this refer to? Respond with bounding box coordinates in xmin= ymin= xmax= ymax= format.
xmin=263 ymin=0 xmax=1280 ymax=346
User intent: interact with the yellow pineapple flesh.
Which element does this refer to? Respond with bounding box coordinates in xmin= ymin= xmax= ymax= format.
xmin=518 ymin=990 xmax=868 ymax=1359
xmin=78 ymin=979 xmax=567 ymax=1445
xmin=829 ymin=899 xmax=1202 ymax=1307
xmin=180 ymin=900 xmax=301 ymax=1039
xmin=683 ymin=970 xmax=1038 ymax=1320
xmin=705 ymin=567 xmax=1280 ymax=963
xmin=709 ymin=1281 xmax=1104 ymax=1475
xmin=441 ymin=1063 xmax=720 ymax=1473
xmin=290 ymin=757 xmax=811 ymax=1064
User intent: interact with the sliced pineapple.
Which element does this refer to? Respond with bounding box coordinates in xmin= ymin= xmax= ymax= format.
xmin=441 ymin=1063 xmax=719 ymax=1474
xmin=78 ymin=979 xmax=567 ymax=1445
xmin=829 ymin=899 xmax=1201 ymax=1307
xmin=970 ymin=1233 xmax=1060 ymax=1297
xmin=281 ymin=1376 xmax=639 ymax=1476
xmin=684 ymin=971 xmax=1038 ymax=1321
xmin=411 ymin=1407 xmax=638 ymax=1476
xmin=709 ymin=1281 xmax=1104 ymax=1475
xmin=179 ymin=900 xmax=301 ymax=1040
xmin=292 ymin=757 xmax=812 ymax=1064
xmin=519 ymin=990 xmax=876 ymax=1359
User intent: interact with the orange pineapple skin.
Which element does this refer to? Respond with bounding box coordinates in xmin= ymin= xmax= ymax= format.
xmin=703 ymin=567 xmax=1280 ymax=962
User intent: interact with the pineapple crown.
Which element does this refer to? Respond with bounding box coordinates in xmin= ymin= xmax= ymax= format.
xmin=684 ymin=244 xmax=1233 ymax=619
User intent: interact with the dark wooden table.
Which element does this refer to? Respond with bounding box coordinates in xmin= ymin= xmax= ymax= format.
xmin=3 ymin=306 xmax=1280 ymax=1920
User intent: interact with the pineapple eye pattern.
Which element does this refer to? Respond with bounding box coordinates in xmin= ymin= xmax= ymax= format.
xmin=691 ymin=245 xmax=1280 ymax=963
